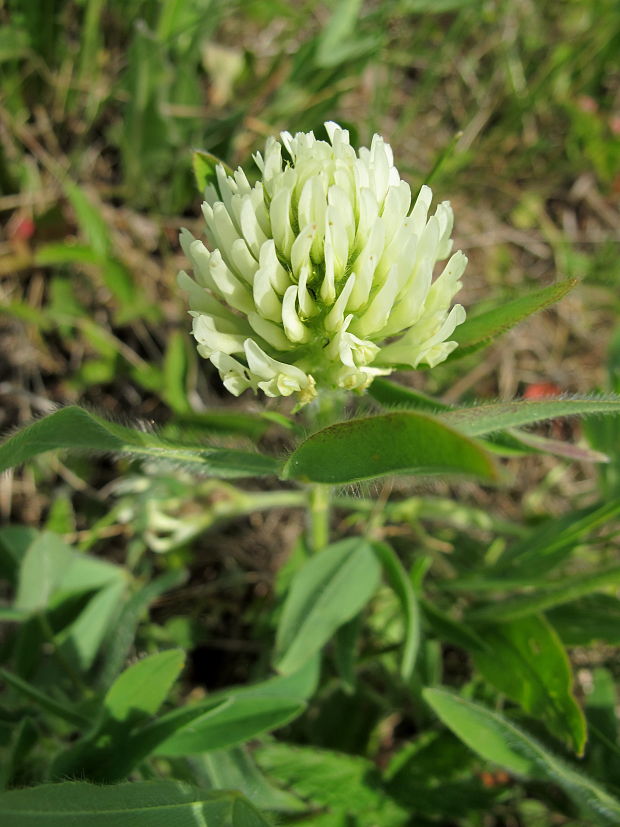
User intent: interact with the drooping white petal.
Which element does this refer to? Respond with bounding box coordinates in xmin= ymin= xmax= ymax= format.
xmin=351 ymin=263 xmax=401 ymax=337
xmin=258 ymin=239 xmax=289 ymax=294
xmin=253 ymin=264 xmax=283 ymax=322
xmin=192 ymin=314 xmax=246 ymax=356
xmin=297 ymin=265 xmax=317 ymax=319
xmin=247 ymin=312 xmax=296 ymax=351
xmin=244 ymin=339 xmax=311 ymax=396
xmin=209 ymin=351 xmax=256 ymax=396
xmin=282 ymin=285 xmax=311 ymax=343
xmin=291 ymin=224 xmax=316 ymax=279
xmin=325 ymin=273 xmax=356 ymax=332
xmin=208 ymin=250 xmax=254 ymax=314
xmin=269 ymin=186 xmax=295 ymax=258
xmin=347 ymin=219 xmax=385 ymax=311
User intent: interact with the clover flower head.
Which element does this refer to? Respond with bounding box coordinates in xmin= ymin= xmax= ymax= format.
xmin=179 ymin=122 xmax=467 ymax=405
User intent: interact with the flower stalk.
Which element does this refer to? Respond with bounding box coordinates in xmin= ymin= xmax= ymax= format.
xmin=307 ymin=483 xmax=331 ymax=553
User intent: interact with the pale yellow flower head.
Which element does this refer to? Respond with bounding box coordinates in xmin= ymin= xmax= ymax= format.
xmin=179 ymin=122 xmax=466 ymax=404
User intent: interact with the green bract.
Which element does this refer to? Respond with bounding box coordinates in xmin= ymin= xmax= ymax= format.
xmin=180 ymin=123 xmax=466 ymax=403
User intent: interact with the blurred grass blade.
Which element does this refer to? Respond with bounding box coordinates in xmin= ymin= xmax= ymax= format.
xmin=154 ymin=695 xmax=305 ymax=756
xmin=57 ymin=580 xmax=127 ymax=671
xmin=0 ymin=668 xmax=88 ymax=729
xmin=282 ymin=412 xmax=497 ymax=484
xmin=440 ymin=395 xmax=620 ymax=437
xmin=447 ymin=280 xmax=577 ymax=360
xmin=65 ymin=183 xmax=110 ymax=257
xmin=473 ymin=616 xmax=586 ymax=754
xmin=419 ymin=599 xmax=487 ymax=653
xmin=96 ymin=570 xmax=188 ymax=690
xmin=372 ymin=541 xmax=420 ymax=679
xmin=0 ymin=781 xmax=271 ymax=826
xmin=507 ymin=428 xmax=610 ymax=462
xmin=315 ymin=0 xmax=378 ymax=67
xmin=499 ymin=499 xmax=620 ymax=576
xmin=368 ymin=379 xmax=451 ymax=412
xmin=467 ymin=564 xmax=620 ymax=622
xmin=423 ymin=689 xmax=620 ymax=825
xmin=0 ymin=406 xmax=281 ymax=478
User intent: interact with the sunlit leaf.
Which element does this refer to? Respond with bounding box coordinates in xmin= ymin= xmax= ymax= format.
xmin=439 ymin=396 xmax=620 ymax=437
xmin=447 ymin=280 xmax=577 ymax=360
xmin=424 ymin=689 xmax=620 ymax=825
xmin=0 ymin=406 xmax=280 ymax=478
xmin=473 ymin=615 xmax=586 ymax=754
xmin=282 ymin=412 xmax=497 ymax=484
xmin=0 ymin=781 xmax=271 ymax=826
xmin=275 ymin=538 xmax=381 ymax=675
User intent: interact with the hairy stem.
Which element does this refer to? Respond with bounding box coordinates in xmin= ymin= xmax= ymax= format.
xmin=307 ymin=483 xmax=331 ymax=552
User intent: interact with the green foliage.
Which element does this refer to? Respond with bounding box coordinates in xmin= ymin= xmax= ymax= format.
xmin=473 ymin=615 xmax=586 ymax=754
xmin=0 ymin=782 xmax=272 ymax=826
xmin=274 ymin=538 xmax=381 ymax=675
xmin=424 ymin=689 xmax=620 ymax=825
xmin=282 ymin=412 xmax=498 ymax=484
xmin=0 ymin=406 xmax=280 ymax=478
xmin=448 ymin=279 xmax=578 ymax=360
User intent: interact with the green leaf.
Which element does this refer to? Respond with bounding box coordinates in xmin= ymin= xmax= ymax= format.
xmin=104 ymin=649 xmax=185 ymax=724
xmin=423 ymin=688 xmax=620 ymax=825
xmin=467 ymin=564 xmax=620 ymax=622
xmin=447 ymin=280 xmax=577 ymax=360
xmin=473 ymin=615 xmax=586 ymax=754
xmin=334 ymin=614 xmax=362 ymax=693
xmin=255 ymin=743 xmax=407 ymax=825
xmin=274 ymin=538 xmax=381 ymax=675
xmin=0 ymin=406 xmax=280 ymax=478
xmin=282 ymin=412 xmax=497 ymax=484
xmin=14 ymin=531 xmax=122 ymax=614
xmin=154 ymin=695 xmax=305 ymax=756
xmin=209 ymin=655 xmax=321 ymax=706
xmin=0 ymin=781 xmax=272 ymax=826
xmin=439 ymin=395 xmax=620 ymax=438
xmin=372 ymin=542 xmax=420 ymax=679
xmin=96 ymin=569 xmax=188 ymax=690
xmin=52 ymin=696 xmax=228 ymax=783
xmin=199 ymin=747 xmax=307 ymax=813
xmin=192 ymin=149 xmax=233 ymax=195
xmin=0 ymin=25 xmax=30 ymax=62
xmin=57 ymin=579 xmax=127 ymax=671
